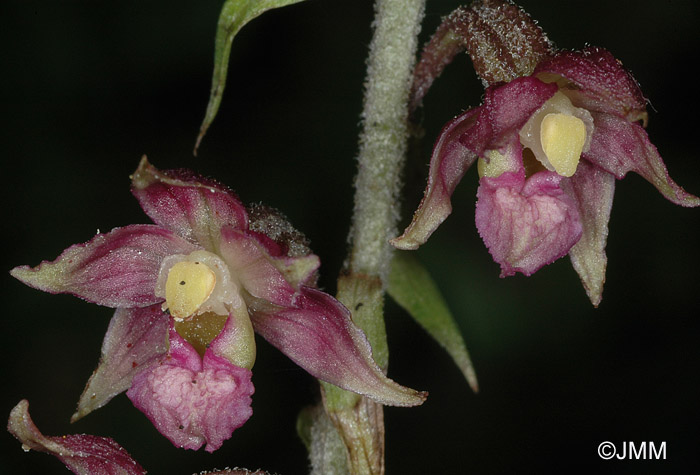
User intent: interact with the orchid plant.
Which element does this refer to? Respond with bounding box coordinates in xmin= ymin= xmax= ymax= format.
xmin=7 ymin=0 xmax=698 ymax=474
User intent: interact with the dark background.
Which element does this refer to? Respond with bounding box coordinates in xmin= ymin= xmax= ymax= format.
xmin=2 ymin=1 xmax=699 ymax=473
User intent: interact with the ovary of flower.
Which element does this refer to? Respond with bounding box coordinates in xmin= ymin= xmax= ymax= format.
xmin=165 ymin=261 xmax=217 ymax=320
xmin=540 ymin=113 xmax=586 ymax=177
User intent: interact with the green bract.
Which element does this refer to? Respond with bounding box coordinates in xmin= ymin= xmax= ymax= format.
xmin=195 ymin=0 xmax=308 ymax=153
xmin=387 ymin=252 xmax=478 ymax=392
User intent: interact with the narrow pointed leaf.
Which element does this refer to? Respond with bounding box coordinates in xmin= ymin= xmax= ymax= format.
xmin=195 ymin=0 xmax=307 ymax=153
xmin=387 ymin=252 xmax=478 ymax=392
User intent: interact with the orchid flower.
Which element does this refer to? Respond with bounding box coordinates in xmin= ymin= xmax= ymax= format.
xmin=11 ymin=157 xmax=426 ymax=453
xmin=391 ymin=0 xmax=699 ymax=306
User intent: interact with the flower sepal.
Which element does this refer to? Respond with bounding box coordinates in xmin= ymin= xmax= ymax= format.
xmin=8 ymin=400 xmax=145 ymax=475
xmin=249 ymin=286 xmax=427 ymax=407
xmin=72 ymin=305 xmax=169 ymax=423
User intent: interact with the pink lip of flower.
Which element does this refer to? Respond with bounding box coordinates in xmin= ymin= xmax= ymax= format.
xmin=11 ymin=157 xmax=426 ymax=453
xmin=392 ymin=3 xmax=699 ymax=307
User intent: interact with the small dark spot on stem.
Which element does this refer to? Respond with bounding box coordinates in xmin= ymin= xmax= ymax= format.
xmin=180 ymin=281 xmax=186 ymax=285
xmin=355 ymin=303 xmax=364 ymax=311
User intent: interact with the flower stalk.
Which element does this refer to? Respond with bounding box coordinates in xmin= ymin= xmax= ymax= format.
xmin=320 ymin=0 xmax=426 ymax=473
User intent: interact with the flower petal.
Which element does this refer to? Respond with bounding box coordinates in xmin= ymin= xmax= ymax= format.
xmin=391 ymin=109 xmax=480 ymax=250
xmin=461 ymin=76 xmax=558 ymax=156
xmin=8 ymin=400 xmax=145 ymax=475
xmin=126 ymin=326 xmax=254 ymax=453
xmin=131 ymin=157 xmax=249 ymax=251
xmin=11 ymin=225 xmax=197 ymax=307
xmin=248 ymin=286 xmax=427 ymax=407
xmin=584 ymin=113 xmax=700 ymax=207
xmin=476 ymin=169 xmax=583 ymax=276
xmin=246 ymin=228 xmax=320 ymax=289
xmin=535 ymin=47 xmax=648 ymax=123
xmin=218 ymin=227 xmax=299 ymax=306
xmin=560 ymin=161 xmax=615 ymax=307
xmin=72 ymin=305 xmax=169 ymax=422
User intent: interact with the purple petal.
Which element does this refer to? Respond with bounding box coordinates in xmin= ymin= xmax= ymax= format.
xmin=8 ymin=400 xmax=145 ymax=475
xmin=461 ymin=76 xmax=558 ymax=156
xmin=584 ymin=113 xmax=700 ymax=207
xmin=72 ymin=305 xmax=169 ymax=422
xmin=392 ymin=109 xmax=480 ymax=250
xmin=218 ymin=227 xmax=298 ymax=306
xmin=246 ymin=228 xmax=320 ymax=288
xmin=249 ymin=286 xmax=427 ymax=407
xmin=476 ymin=169 xmax=583 ymax=276
xmin=131 ymin=156 xmax=249 ymax=251
xmin=127 ymin=326 xmax=254 ymax=453
xmin=535 ymin=47 xmax=648 ymax=123
xmin=560 ymin=161 xmax=615 ymax=307
xmin=11 ymin=225 xmax=197 ymax=307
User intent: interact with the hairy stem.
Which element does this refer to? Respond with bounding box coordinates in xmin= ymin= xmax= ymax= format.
xmin=348 ymin=0 xmax=425 ymax=280
xmin=318 ymin=0 xmax=426 ymax=474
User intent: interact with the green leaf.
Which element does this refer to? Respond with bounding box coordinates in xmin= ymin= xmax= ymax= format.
xmin=387 ymin=252 xmax=478 ymax=392
xmin=194 ymin=0 xmax=307 ymax=154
